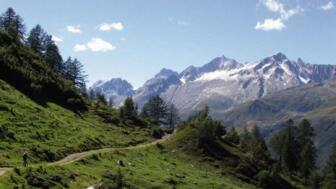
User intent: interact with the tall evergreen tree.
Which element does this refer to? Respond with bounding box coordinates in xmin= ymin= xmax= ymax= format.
xmin=271 ymin=119 xmax=300 ymax=172
xmin=297 ymin=119 xmax=316 ymax=181
xmin=226 ymin=127 xmax=240 ymax=144
xmin=282 ymin=120 xmax=300 ymax=172
xmin=0 ymin=8 xmax=25 ymax=41
xmin=64 ymin=57 xmax=87 ymax=92
xmin=250 ymin=125 xmax=269 ymax=162
xmin=166 ymin=104 xmax=179 ymax=129
xmin=120 ymin=97 xmax=136 ymax=119
xmin=141 ymin=96 xmax=167 ymax=124
xmin=27 ymin=24 xmax=47 ymax=54
xmin=240 ymin=127 xmax=252 ymax=151
xmin=44 ymin=41 xmax=63 ymax=73
xmin=96 ymin=93 xmax=107 ymax=105
xmin=322 ymin=145 xmax=336 ymax=189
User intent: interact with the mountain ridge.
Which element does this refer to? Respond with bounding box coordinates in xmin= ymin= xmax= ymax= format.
xmin=91 ymin=53 xmax=336 ymax=118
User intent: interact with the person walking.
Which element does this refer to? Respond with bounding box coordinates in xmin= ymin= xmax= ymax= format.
xmin=22 ymin=152 xmax=28 ymax=167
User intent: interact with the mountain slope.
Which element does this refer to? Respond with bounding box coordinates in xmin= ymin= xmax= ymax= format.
xmin=93 ymin=53 xmax=336 ymax=118
xmin=0 ymin=110 xmax=304 ymax=189
xmin=90 ymin=78 xmax=134 ymax=106
xmin=166 ymin=53 xmax=335 ymax=118
xmin=0 ymin=79 xmax=154 ymax=166
xmin=220 ymin=79 xmax=336 ymax=168
xmin=0 ymin=31 xmax=86 ymax=111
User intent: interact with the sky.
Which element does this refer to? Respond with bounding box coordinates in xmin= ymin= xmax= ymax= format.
xmin=0 ymin=0 xmax=335 ymax=88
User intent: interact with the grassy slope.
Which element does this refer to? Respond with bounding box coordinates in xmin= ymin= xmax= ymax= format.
xmin=0 ymin=117 xmax=303 ymax=189
xmin=0 ymin=79 xmax=304 ymax=189
xmin=0 ymin=79 xmax=153 ymax=166
xmin=0 ymin=145 xmax=259 ymax=189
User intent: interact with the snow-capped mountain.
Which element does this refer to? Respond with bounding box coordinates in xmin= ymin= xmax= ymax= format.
xmin=91 ymin=53 xmax=336 ymax=117
xmin=89 ymin=78 xmax=134 ymax=106
xmin=133 ymin=68 xmax=181 ymax=107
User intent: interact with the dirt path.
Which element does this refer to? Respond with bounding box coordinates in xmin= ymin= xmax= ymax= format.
xmin=0 ymin=133 xmax=173 ymax=176
xmin=0 ymin=168 xmax=12 ymax=176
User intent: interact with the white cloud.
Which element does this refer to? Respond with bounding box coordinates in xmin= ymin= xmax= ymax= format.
xmin=67 ymin=25 xmax=81 ymax=33
xmin=255 ymin=18 xmax=286 ymax=31
xmin=52 ymin=35 xmax=63 ymax=43
xmin=73 ymin=38 xmax=115 ymax=52
xmin=87 ymin=38 xmax=115 ymax=52
xmin=320 ymin=2 xmax=334 ymax=11
xmin=255 ymin=0 xmax=303 ymax=31
xmin=73 ymin=44 xmax=87 ymax=52
xmin=264 ymin=0 xmax=284 ymax=13
xmin=98 ymin=22 xmax=124 ymax=31
xmin=263 ymin=0 xmax=302 ymax=20
xmin=120 ymin=37 xmax=127 ymax=41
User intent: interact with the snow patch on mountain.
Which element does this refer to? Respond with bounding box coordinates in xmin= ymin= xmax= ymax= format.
xmin=91 ymin=52 xmax=336 ymax=118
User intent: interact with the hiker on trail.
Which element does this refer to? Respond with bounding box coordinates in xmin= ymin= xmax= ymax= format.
xmin=22 ymin=152 xmax=28 ymax=167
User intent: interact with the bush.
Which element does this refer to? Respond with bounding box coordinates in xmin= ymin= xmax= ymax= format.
xmin=152 ymin=128 xmax=164 ymax=139
xmin=256 ymin=170 xmax=272 ymax=187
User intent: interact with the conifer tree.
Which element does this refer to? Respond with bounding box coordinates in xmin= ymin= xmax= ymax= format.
xmin=27 ymin=24 xmax=47 ymax=54
xmin=166 ymin=104 xmax=179 ymax=129
xmin=250 ymin=125 xmax=269 ymax=162
xmin=64 ymin=57 xmax=87 ymax=92
xmin=297 ymin=119 xmax=316 ymax=181
xmin=271 ymin=119 xmax=300 ymax=172
xmin=322 ymin=145 xmax=336 ymax=189
xmin=141 ymin=96 xmax=167 ymax=124
xmin=226 ymin=127 xmax=240 ymax=144
xmin=240 ymin=127 xmax=251 ymax=150
xmin=0 ymin=8 xmax=25 ymax=41
xmin=44 ymin=41 xmax=63 ymax=73
xmin=96 ymin=93 xmax=107 ymax=105
xmin=120 ymin=97 xmax=136 ymax=119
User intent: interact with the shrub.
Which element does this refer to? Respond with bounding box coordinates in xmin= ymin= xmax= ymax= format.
xmin=152 ymin=128 xmax=164 ymax=139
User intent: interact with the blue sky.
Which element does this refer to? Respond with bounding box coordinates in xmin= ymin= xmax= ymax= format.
xmin=0 ymin=0 xmax=335 ymax=88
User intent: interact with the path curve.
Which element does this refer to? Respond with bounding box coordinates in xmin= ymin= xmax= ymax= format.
xmin=0 ymin=133 xmax=173 ymax=177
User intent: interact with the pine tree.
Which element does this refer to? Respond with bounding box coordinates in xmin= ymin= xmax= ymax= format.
xmin=44 ymin=41 xmax=63 ymax=73
xmin=226 ymin=127 xmax=240 ymax=144
xmin=142 ymin=96 xmax=167 ymax=125
xmin=27 ymin=24 xmax=47 ymax=55
xmin=280 ymin=119 xmax=300 ymax=172
xmin=120 ymin=97 xmax=136 ymax=119
xmin=0 ymin=8 xmax=25 ymax=41
xmin=64 ymin=57 xmax=87 ymax=92
xmin=166 ymin=104 xmax=179 ymax=129
xmin=250 ymin=125 xmax=269 ymax=162
xmin=322 ymin=145 xmax=336 ymax=189
xmin=96 ymin=93 xmax=107 ymax=105
xmin=297 ymin=119 xmax=316 ymax=181
xmin=239 ymin=127 xmax=252 ymax=151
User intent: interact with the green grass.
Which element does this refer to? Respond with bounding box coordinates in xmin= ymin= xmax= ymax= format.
xmin=0 ymin=145 xmax=259 ymax=189
xmin=0 ymin=79 xmax=154 ymax=166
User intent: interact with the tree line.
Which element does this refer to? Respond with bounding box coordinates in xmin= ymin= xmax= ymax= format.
xmin=185 ymin=107 xmax=336 ymax=188
xmin=226 ymin=118 xmax=336 ymax=189
xmin=0 ymin=7 xmax=87 ymax=110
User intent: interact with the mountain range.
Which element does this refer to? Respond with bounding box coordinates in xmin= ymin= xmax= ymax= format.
xmin=90 ymin=52 xmax=336 ymax=119
xmin=90 ymin=52 xmax=336 ymax=167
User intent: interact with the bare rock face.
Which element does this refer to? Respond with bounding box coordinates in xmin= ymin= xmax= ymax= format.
xmin=89 ymin=78 xmax=134 ymax=106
